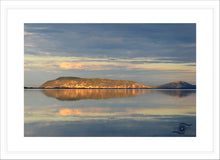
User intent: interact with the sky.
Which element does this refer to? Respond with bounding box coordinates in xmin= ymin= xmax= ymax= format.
xmin=24 ymin=23 xmax=196 ymax=87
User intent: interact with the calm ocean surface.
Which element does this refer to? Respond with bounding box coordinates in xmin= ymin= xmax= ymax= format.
xmin=24 ymin=89 xmax=196 ymax=137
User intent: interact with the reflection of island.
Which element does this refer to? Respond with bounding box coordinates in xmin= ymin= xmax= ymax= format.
xmin=42 ymin=89 xmax=196 ymax=101
xmin=156 ymin=90 xmax=196 ymax=98
xmin=42 ymin=89 xmax=150 ymax=101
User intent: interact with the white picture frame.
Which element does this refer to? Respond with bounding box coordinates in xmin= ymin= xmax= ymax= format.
xmin=0 ymin=0 xmax=219 ymax=159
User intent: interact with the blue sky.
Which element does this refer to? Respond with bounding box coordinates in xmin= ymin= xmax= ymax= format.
xmin=24 ymin=23 xmax=196 ymax=87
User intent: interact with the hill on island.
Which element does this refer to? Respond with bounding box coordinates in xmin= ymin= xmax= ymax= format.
xmin=39 ymin=77 xmax=152 ymax=89
xmin=154 ymin=81 xmax=196 ymax=89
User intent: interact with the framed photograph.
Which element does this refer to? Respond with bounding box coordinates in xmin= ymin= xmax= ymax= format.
xmin=1 ymin=0 xmax=219 ymax=159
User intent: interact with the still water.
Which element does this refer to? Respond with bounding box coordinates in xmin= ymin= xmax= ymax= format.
xmin=24 ymin=89 xmax=196 ymax=137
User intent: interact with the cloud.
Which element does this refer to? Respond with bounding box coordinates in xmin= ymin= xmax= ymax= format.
xmin=56 ymin=61 xmax=195 ymax=72
xmin=58 ymin=62 xmax=85 ymax=69
xmin=24 ymin=24 xmax=196 ymax=59
xmin=25 ymin=54 xmax=195 ymax=72
xmin=58 ymin=62 xmax=114 ymax=71
xmin=24 ymin=32 xmax=33 ymax=35
xmin=24 ymin=68 xmax=31 ymax=71
xmin=178 ymin=43 xmax=196 ymax=48
xmin=24 ymin=44 xmax=34 ymax=47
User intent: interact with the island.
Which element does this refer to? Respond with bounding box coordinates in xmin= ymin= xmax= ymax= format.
xmin=24 ymin=77 xmax=196 ymax=89
xmin=154 ymin=81 xmax=196 ymax=89
xmin=39 ymin=77 xmax=152 ymax=89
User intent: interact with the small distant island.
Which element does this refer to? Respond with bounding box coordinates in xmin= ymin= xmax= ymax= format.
xmin=154 ymin=81 xmax=196 ymax=89
xmin=24 ymin=77 xmax=196 ymax=89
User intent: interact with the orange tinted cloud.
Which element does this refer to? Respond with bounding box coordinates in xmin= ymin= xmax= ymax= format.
xmin=58 ymin=62 xmax=112 ymax=70
xmin=24 ymin=68 xmax=31 ymax=71
xmin=58 ymin=62 xmax=85 ymax=69
xmin=58 ymin=61 xmax=179 ymax=71
xmin=24 ymin=32 xmax=33 ymax=35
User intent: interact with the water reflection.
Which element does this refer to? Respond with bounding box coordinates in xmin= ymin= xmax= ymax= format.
xmin=24 ymin=89 xmax=196 ymax=137
xmin=157 ymin=89 xmax=195 ymax=98
xmin=58 ymin=108 xmax=110 ymax=116
xmin=42 ymin=89 xmax=150 ymax=100
xmin=42 ymin=89 xmax=195 ymax=101
xmin=24 ymin=116 xmax=196 ymax=137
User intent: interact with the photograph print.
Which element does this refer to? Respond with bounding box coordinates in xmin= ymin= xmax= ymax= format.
xmin=24 ymin=23 xmax=196 ymax=137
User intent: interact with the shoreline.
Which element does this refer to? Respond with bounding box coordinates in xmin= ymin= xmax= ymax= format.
xmin=24 ymin=88 xmax=196 ymax=90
